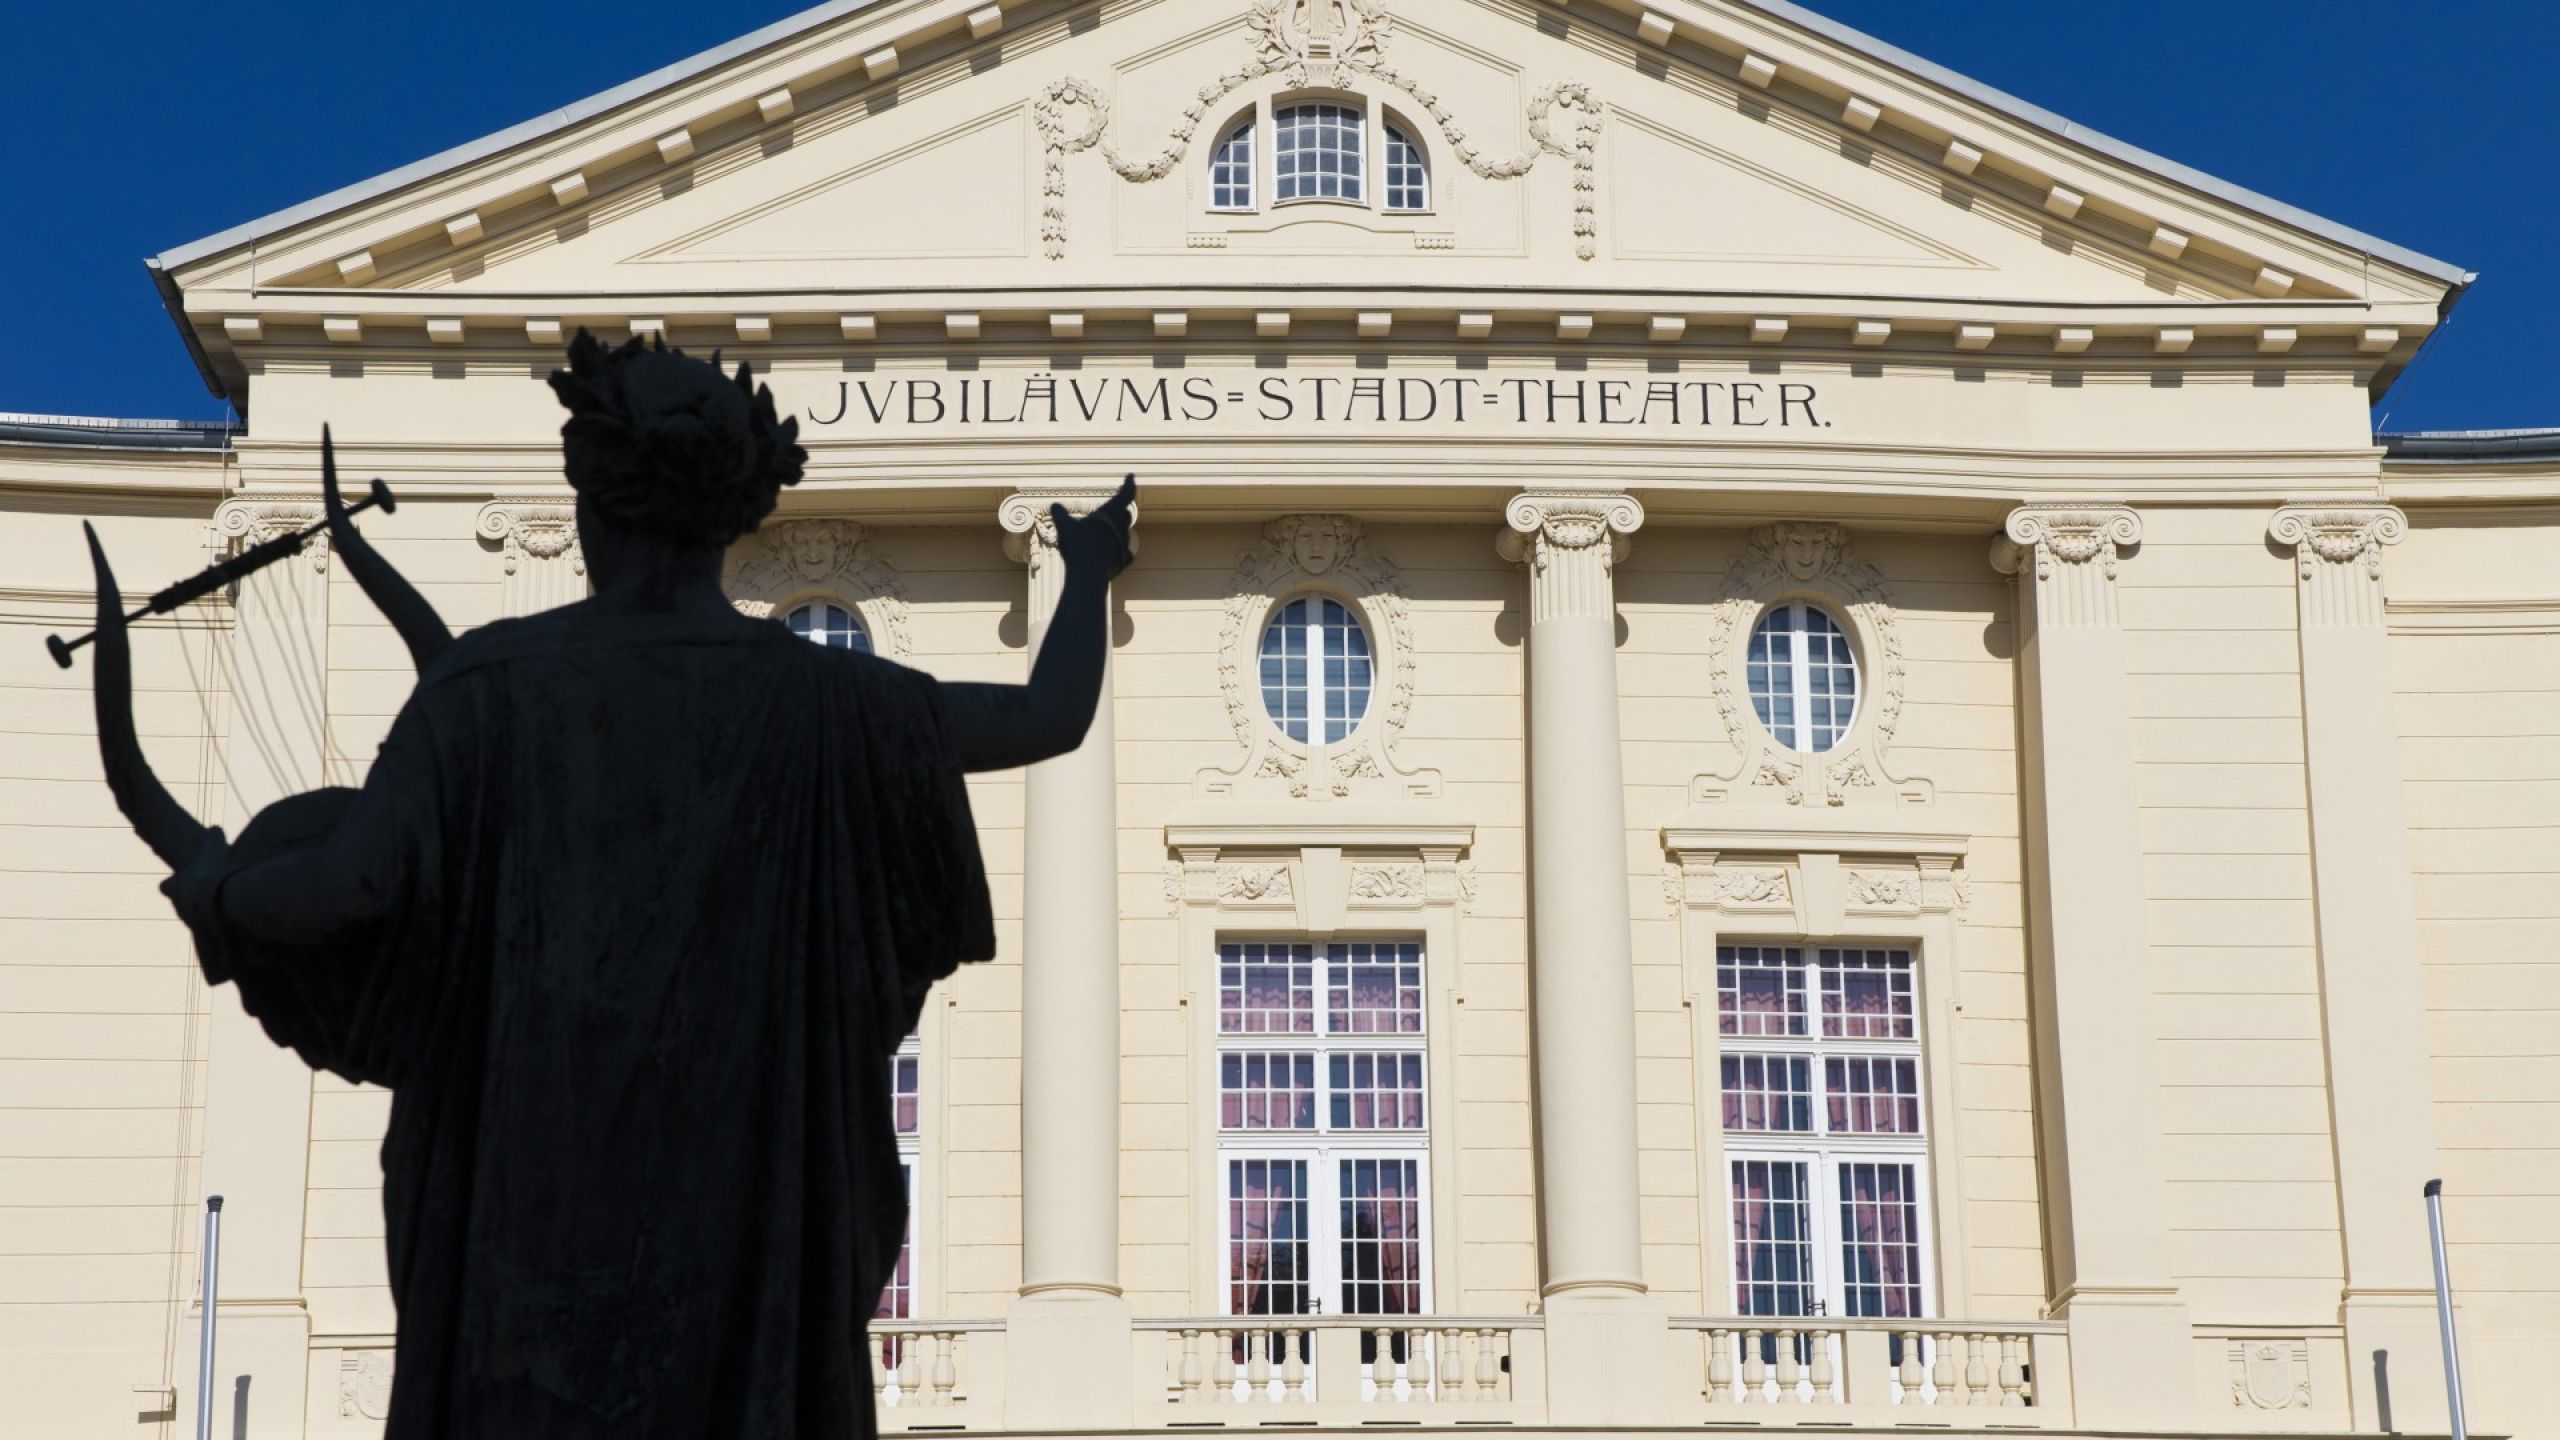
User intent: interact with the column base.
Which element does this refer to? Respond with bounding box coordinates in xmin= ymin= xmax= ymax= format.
xmin=175 ymin=1298 xmax=309 ymax=1440
xmin=1002 ymin=1288 xmax=1134 ymax=1430
xmin=1539 ymin=1287 xmax=1672 ymax=1426
xmin=2344 ymin=1287 xmax=2454 ymax=1433
xmin=2052 ymin=1287 xmax=2190 ymax=1431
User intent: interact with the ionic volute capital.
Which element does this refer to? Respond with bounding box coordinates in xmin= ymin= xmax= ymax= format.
xmin=2268 ymin=504 xmax=2405 ymax=582
xmin=1990 ymin=504 xmax=2142 ymax=582
xmin=1497 ymin=491 xmax=1644 ymax=571
xmin=1000 ymin=487 xmax=1138 ymax=572
xmin=474 ymin=497 xmax=585 ymax=577
xmin=211 ymin=498 xmax=330 ymax=572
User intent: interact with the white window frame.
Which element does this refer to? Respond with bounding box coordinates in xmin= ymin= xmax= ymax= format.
xmin=1380 ymin=117 xmax=1430 ymax=213
xmin=1214 ymin=940 xmax=1433 ymax=1325
xmin=1747 ymin=600 xmax=1858 ymax=754
xmin=1209 ymin=114 xmax=1257 ymax=212
xmin=879 ymin=1028 xmax=922 ymax=1323
xmin=1259 ymin=593 xmax=1375 ymax=746
xmin=1273 ymin=100 xmax=1366 ymax=206
xmin=1716 ymin=944 xmax=1931 ymax=1325
xmin=787 ymin=597 xmax=872 ymax=653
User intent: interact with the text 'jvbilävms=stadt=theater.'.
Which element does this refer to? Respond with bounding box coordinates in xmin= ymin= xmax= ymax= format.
xmin=4 ymin=0 xmax=2557 ymax=1434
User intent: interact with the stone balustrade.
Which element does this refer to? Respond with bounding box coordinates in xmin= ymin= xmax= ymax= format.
xmin=1135 ymin=1315 xmax=1539 ymax=1413
xmin=1674 ymin=1316 xmax=2068 ymax=1419
xmin=872 ymin=1320 xmax=1002 ymax=1423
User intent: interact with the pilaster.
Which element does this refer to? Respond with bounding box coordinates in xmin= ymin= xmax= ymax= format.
xmin=1500 ymin=492 xmax=1667 ymax=1426
xmin=996 ymin=489 xmax=1133 ymax=1429
xmin=473 ymin=496 xmax=587 ymax=615
xmin=1990 ymin=504 xmax=2190 ymax=1430
xmin=187 ymin=499 xmax=327 ymax=1439
xmin=2268 ymin=504 xmax=2450 ymax=1430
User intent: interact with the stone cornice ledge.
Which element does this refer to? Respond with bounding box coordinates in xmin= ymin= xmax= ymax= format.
xmin=1165 ymin=806 xmax=1473 ymax=853
xmin=1661 ymin=816 xmax=1969 ymax=861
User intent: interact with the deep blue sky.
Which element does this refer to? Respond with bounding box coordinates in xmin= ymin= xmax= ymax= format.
xmin=1 ymin=1 xmax=2548 ymax=430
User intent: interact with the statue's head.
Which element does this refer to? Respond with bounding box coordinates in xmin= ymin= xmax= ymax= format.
xmin=548 ymin=330 xmax=806 ymax=550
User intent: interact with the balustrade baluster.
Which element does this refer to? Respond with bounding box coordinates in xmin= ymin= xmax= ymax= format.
xmin=1809 ymin=1329 xmax=1836 ymax=1403
xmin=896 ymin=1333 xmax=922 ymax=1403
xmin=1247 ymin=1328 xmax=1271 ymax=1402
xmin=1930 ymin=1332 xmax=1957 ymax=1407
xmin=1999 ymin=1334 xmax=2027 ymax=1407
xmin=931 ymin=1332 xmax=957 ymax=1406
xmin=1374 ymin=1327 xmax=1394 ymax=1401
xmin=1474 ymin=1327 xmax=1500 ymax=1401
xmin=1177 ymin=1329 xmax=1202 ymax=1403
xmin=1438 ymin=1328 xmax=1465 ymax=1402
xmin=1281 ymin=1326 xmax=1307 ymax=1401
xmin=1739 ymin=1329 xmax=1766 ymax=1403
xmin=1896 ymin=1331 xmax=1923 ymax=1405
xmin=1706 ymin=1328 xmax=1735 ymax=1403
xmin=872 ymin=1335 xmax=890 ymax=1407
xmin=1774 ymin=1327 xmax=1801 ymax=1404
xmin=1215 ymin=1329 xmax=1239 ymax=1403
xmin=1967 ymin=1333 xmax=1993 ymax=1405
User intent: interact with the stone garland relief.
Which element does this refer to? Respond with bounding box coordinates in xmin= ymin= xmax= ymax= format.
xmin=1199 ymin=514 xmax=1440 ymax=802
xmin=1035 ymin=0 xmax=1601 ymax=258
xmin=722 ymin=518 xmax=913 ymax=660
xmin=1699 ymin=522 xmax=1932 ymax=810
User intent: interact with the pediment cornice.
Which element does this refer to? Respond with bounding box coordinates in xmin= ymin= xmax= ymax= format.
xmin=158 ymin=0 xmax=2465 ymax=403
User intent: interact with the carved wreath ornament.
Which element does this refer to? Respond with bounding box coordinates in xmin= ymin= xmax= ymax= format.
xmin=1035 ymin=0 xmax=1601 ymax=258
xmin=723 ymin=519 xmax=913 ymax=660
xmin=1701 ymin=522 xmax=1930 ymax=809
xmin=1201 ymin=514 xmax=1436 ymax=802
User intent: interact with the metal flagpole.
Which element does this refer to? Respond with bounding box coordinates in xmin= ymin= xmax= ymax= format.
xmin=2424 ymin=1179 xmax=2468 ymax=1440
xmin=197 ymin=1194 xmax=225 ymax=1440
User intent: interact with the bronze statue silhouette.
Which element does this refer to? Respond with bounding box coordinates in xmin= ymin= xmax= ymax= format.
xmin=82 ymin=332 xmax=1136 ymax=1438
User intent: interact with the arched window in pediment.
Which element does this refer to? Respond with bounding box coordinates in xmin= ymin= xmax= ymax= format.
xmin=1382 ymin=119 xmax=1428 ymax=213
xmin=1275 ymin=101 xmax=1363 ymax=204
xmin=1210 ymin=116 xmax=1256 ymax=211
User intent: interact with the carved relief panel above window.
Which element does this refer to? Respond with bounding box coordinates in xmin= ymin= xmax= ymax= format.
xmin=1697 ymin=522 xmax=1932 ymax=811
xmin=1199 ymin=514 xmax=1438 ymax=803
xmin=723 ymin=518 xmax=911 ymax=661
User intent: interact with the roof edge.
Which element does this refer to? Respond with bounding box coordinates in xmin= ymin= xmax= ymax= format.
xmin=150 ymin=0 xmax=888 ymax=273
xmin=1734 ymin=0 xmax=2474 ymax=288
xmin=2380 ymin=429 xmax=2560 ymax=463
xmin=0 ymin=412 xmax=241 ymax=453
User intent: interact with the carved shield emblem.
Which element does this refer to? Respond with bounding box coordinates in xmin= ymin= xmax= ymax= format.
xmin=2229 ymin=1340 xmax=2307 ymax=1410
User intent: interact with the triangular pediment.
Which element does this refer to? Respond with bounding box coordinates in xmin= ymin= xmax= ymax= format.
xmin=158 ymin=0 xmax=2465 ymax=396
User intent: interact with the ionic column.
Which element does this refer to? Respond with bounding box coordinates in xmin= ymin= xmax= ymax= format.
xmin=187 ymin=499 xmax=329 ymax=1438
xmin=474 ymin=497 xmax=587 ymax=615
xmin=1500 ymin=493 xmax=1667 ymax=1425
xmin=2268 ymin=505 xmax=2450 ymax=1430
xmin=996 ymin=489 xmax=1131 ymax=1428
xmin=1991 ymin=506 xmax=2189 ymax=1429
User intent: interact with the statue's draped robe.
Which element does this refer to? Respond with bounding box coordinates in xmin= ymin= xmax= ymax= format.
xmin=187 ymin=606 xmax=994 ymax=1439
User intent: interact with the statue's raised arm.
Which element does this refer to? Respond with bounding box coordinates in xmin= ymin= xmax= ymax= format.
xmin=940 ymin=474 xmax=1137 ymax=773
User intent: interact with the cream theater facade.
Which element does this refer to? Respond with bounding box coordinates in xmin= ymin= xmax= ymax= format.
xmin=6 ymin=0 xmax=2559 ymax=1434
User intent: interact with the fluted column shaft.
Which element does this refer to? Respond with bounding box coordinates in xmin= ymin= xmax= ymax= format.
xmin=2270 ymin=505 xmax=2450 ymax=1430
xmin=999 ymin=490 xmax=1123 ymax=1298
xmin=1501 ymin=492 xmax=1648 ymax=1296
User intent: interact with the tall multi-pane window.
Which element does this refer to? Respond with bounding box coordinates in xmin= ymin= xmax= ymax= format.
xmin=1719 ymin=945 xmax=1928 ymax=1330
xmin=1382 ymin=122 xmax=1428 ymax=212
xmin=1210 ymin=118 xmax=1255 ymax=210
xmin=1746 ymin=602 xmax=1856 ymax=752
xmin=877 ymin=1030 xmax=922 ymax=1327
xmin=1218 ymin=940 xmax=1429 ymax=1374
xmin=788 ymin=599 xmax=872 ymax=653
xmin=1275 ymin=102 xmax=1364 ymax=203
xmin=1260 ymin=596 xmax=1373 ymax=745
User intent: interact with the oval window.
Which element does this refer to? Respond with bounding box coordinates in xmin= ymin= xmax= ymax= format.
xmin=1260 ymin=595 xmax=1372 ymax=744
xmin=1746 ymin=601 xmax=1857 ymax=752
